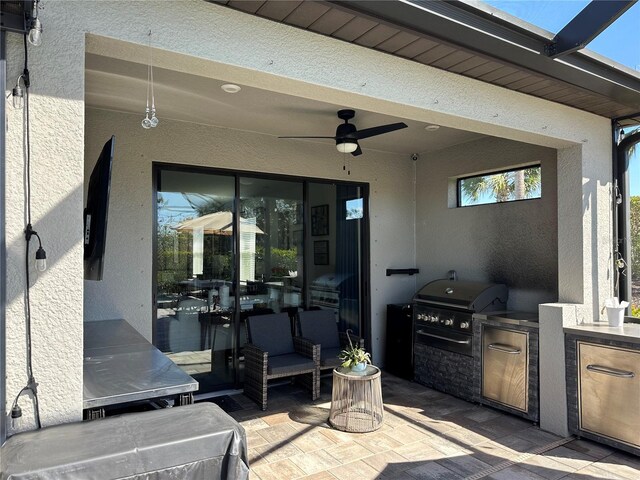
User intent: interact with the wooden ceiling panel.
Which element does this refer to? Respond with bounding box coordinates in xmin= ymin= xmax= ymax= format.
xmin=394 ymin=37 xmax=440 ymax=59
xmin=447 ymin=56 xmax=489 ymax=74
xmin=491 ymin=71 xmax=531 ymax=87
xmin=430 ymin=50 xmax=475 ymax=70
xmin=284 ymin=2 xmax=331 ymax=28
xmin=375 ymin=31 xmax=421 ymax=53
xmin=227 ymin=1 xmax=265 ymax=14
xmin=307 ymin=9 xmax=354 ymax=35
xmin=462 ymin=61 xmax=506 ymax=79
xmin=256 ymin=1 xmax=302 ymax=21
xmin=414 ymin=44 xmax=457 ymax=65
xmin=516 ymin=79 xmax=555 ymax=94
xmin=332 ymin=17 xmax=379 ymax=42
xmin=354 ymin=24 xmax=400 ymax=48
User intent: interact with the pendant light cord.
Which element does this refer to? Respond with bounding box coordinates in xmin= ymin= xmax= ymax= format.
xmin=12 ymin=33 xmax=42 ymax=431
xmin=149 ymin=30 xmax=155 ymax=111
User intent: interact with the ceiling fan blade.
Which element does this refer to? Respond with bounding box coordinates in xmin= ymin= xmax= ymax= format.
xmin=353 ymin=122 xmax=408 ymax=140
xmin=278 ymin=136 xmax=336 ymax=139
xmin=351 ymin=145 xmax=363 ymax=156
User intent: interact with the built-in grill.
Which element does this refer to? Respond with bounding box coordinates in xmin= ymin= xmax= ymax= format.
xmin=413 ymin=279 xmax=508 ymax=401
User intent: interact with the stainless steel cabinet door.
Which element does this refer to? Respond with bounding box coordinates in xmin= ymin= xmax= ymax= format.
xmin=578 ymin=342 xmax=640 ymax=448
xmin=482 ymin=326 xmax=528 ymax=412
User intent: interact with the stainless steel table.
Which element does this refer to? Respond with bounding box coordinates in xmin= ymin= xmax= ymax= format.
xmin=83 ymin=319 xmax=198 ymax=412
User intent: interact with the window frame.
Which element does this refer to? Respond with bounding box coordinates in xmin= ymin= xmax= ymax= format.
xmin=615 ymin=128 xmax=640 ymax=310
xmin=456 ymin=164 xmax=542 ymax=208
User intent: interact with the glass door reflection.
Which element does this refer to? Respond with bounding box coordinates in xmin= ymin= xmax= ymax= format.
xmin=155 ymin=169 xmax=236 ymax=392
xmin=238 ymin=177 xmax=304 ymax=380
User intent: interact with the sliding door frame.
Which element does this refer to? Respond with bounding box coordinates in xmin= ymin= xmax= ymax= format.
xmin=152 ymin=162 xmax=371 ymax=388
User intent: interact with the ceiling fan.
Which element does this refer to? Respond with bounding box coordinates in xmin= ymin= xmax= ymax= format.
xmin=279 ymin=109 xmax=408 ymax=156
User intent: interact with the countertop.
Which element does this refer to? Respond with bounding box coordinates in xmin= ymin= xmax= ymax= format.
xmin=473 ymin=311 xmax=539 ymax=328
xmin=564 ymin=322 xmax=640 ymax=345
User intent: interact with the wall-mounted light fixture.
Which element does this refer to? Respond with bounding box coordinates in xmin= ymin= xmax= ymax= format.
xmin=11 ymin=75 xmax=25 ymax=109
xmin=25 ymin=224 xmax=47 ymax=272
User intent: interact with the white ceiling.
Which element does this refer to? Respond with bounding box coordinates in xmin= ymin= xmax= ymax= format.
xmin=85 ymin=53 xmax=484 ymax=156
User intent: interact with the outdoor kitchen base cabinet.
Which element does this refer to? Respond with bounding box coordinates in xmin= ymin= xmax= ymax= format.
xmin=482 ymin=326 xmax=528 ymax=413
xmin=577 ymin=341 xmax=640 ymax=450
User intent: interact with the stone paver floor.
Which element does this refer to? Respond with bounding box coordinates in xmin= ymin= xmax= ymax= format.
xmin=224 ymin=372 xmax=640 ymax=480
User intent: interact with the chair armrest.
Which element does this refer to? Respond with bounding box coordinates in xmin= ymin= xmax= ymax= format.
xmin=244 ymin=343 xmax=268 ymax=368
xmin=339 ymin=332 xmax=365 ymax=349
xmin=293 ymin=337 xmax=320 ymax=365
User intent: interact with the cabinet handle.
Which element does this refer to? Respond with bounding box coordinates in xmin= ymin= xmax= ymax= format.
xmin=416 ymin=330 xmax=470 ymax=344
xmin=488 ymin=343 xmax=521 ymax=354
xmin=586 ymin=364 xmax=635 ymax=378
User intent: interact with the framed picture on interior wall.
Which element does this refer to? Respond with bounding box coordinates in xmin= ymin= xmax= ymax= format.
xmin=311 ymin=204 xmax=329 ymax=236
xmin=314 ymin=240 xmax=329 ymax=265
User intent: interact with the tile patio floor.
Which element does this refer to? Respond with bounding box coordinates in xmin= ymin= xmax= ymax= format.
xmin=223 ymin=372 xmax=640 ymax=480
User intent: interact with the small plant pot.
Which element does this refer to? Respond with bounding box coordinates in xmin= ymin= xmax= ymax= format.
xmin=351 ymin=362 xmax=367 ymax=372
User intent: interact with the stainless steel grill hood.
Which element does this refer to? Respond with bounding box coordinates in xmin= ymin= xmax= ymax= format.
xmin=414 ymin=279 xmax=508 ymax=312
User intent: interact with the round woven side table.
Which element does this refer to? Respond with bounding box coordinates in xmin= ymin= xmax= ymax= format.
xmin=329 ymin=365 xmax=383 ymax=433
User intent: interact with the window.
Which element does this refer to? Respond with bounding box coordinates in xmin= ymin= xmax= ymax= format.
xmin=457 ymin=165 xmax=541 ymax=207
xmin=346 ymin=198 xmax=363 ymax=220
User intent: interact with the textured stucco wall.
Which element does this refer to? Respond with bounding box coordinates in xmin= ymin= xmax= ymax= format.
xmin=4 ymin=4 xmax=85 ymax=433
xmin=415 ymin=137 xmax=559 ymax=312
xmin=83 ymin=108 xmax=416 ymax=367
xmin=4 ymin=0 xmax=613 ymax=431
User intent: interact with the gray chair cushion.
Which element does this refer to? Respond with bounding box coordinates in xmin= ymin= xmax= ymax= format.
xmin=298 ymin=310 xmax=340 ymax=349
xmin=320 ymin=347 xmax=343 ymax=368
xmin=267 ymin=353 xmax=315 ymax=375
xmin=247 ymin=313 xmax=294 ymax=356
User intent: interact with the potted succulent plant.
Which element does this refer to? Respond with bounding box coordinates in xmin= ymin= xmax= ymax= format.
xmin=339 ymin=329 xmax=371 ymax=372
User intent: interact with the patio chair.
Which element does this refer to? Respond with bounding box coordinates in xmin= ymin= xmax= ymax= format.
xmin=297 ymin=309 xmax=365 ymax=371
xmin=168 ymin=296 xmax=207 ymax=353
xmin=244 ymin=313 xmax=320 ymax=410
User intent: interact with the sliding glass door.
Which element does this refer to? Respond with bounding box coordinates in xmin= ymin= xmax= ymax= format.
xmin=155 ymin=169 xmax=236 ymax=391
xmin=307 ymin=183 xmax=365 ymax=336
xmin=154 ymin=165 xmax=368 ymax=394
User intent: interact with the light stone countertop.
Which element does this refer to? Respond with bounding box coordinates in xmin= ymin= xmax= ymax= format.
xmin=564 ymin=322 xmax=640 ymax=345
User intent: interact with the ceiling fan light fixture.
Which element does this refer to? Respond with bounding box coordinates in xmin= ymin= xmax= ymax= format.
xmin=425 ymin=124 xmax=440 ymax=131
xmin=336 ymin=141 xmax=358 ymax=154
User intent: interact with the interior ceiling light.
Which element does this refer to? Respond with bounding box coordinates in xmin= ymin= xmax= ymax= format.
xmin=141 ymin=30 xmax=158 ymax=129
xmin=221 ymin=84 xmax=241 ymax=94
xmin=425 ymin=124 xmax=440 ymax=131
xmin=27 ymin=0 xmax=43 ymax=47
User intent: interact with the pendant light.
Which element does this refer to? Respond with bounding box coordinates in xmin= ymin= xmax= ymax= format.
xmin=142 ymin=30 xmax=158 ymax=129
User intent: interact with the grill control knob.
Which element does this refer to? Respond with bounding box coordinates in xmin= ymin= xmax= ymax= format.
xmin=444 ymin=318 xmax=454 ymax=326
xmin=460 ymin=321 xmax=470 ymax=329
xmin=418 ymin=314 xmax=425 ymax=321
xmin=431 ymin=316 xmax=439 ymax=323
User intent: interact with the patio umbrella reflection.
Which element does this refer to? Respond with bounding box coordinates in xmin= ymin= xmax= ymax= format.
xmin=173 ymin=211 xmax=264 ymax=235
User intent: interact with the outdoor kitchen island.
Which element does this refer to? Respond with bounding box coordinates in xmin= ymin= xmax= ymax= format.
xmin=565 ymin=323 xmax=640 ymax=456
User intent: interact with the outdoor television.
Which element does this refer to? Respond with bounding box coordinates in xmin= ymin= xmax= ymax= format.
xmin=84 ymin=136 xmax=115 ymax=281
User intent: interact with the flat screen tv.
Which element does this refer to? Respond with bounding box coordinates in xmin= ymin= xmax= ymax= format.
xmin=84 ymin=136 xmax=115 ymax=281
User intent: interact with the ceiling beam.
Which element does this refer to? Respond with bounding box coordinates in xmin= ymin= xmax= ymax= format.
xmin=545 ymin=0 xmax=636 ymax=58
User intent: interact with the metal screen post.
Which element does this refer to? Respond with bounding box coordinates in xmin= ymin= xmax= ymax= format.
xmin=1 ymin=28 xmax=8 ymax=445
